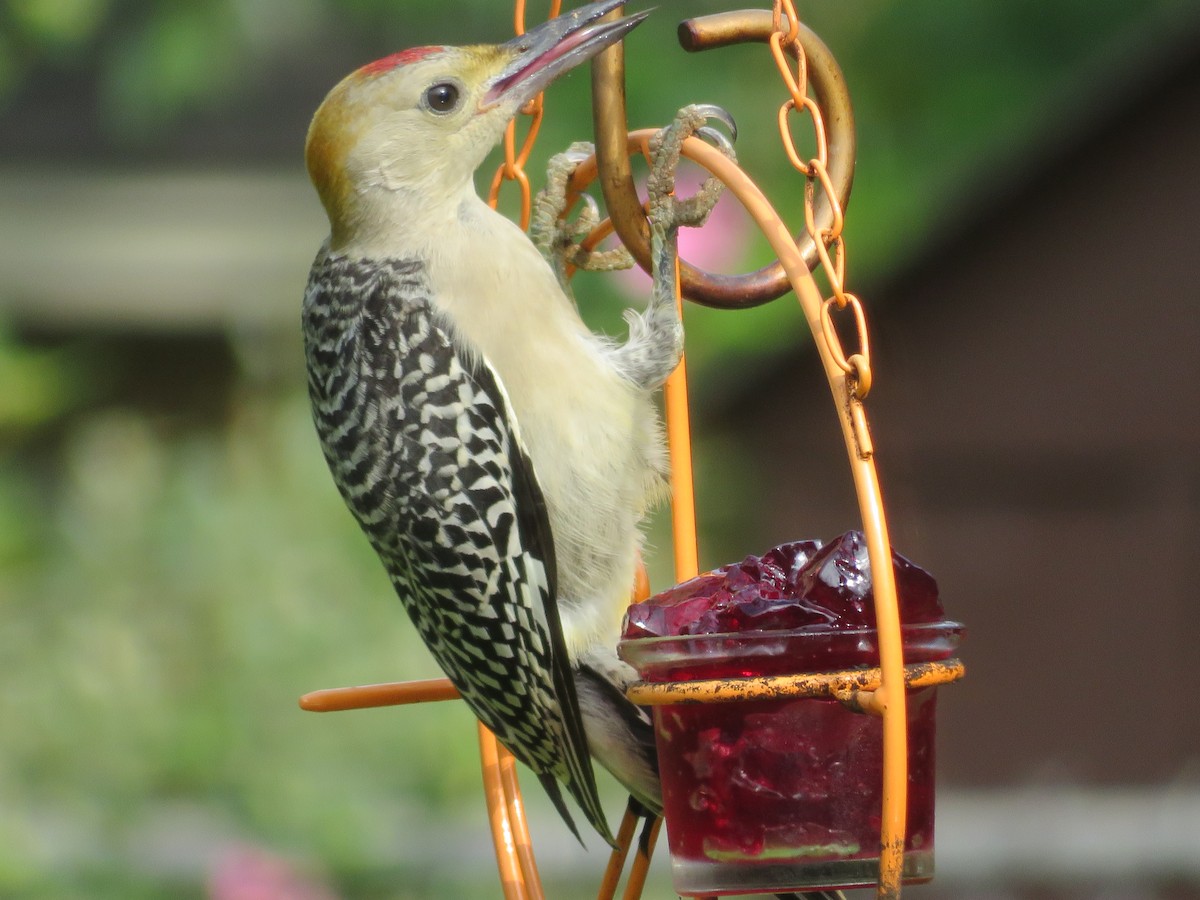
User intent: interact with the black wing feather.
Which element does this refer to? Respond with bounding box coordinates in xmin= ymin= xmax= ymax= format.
xmin=466 ymin=352 xmax=615 ymax=847
xmin=303 ymin=253 xmax=611 ymax=845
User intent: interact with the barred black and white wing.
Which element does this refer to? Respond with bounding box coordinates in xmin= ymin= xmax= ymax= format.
xmin=303 ymin=251 xmax=612 ymax=845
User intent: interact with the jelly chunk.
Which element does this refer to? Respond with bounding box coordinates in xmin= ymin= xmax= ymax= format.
xmin=794 ymin=531 xmax=943 ymax=627
xmin=622 ymin=532 xmax=942 ymax=640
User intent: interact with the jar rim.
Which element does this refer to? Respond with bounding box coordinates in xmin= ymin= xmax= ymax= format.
xmin=619 ymin=619 xmax=965 ymax=648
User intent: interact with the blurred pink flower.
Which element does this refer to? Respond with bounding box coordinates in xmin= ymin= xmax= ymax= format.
xmin=611 ymin=168 xmax=752 ymax=297
xmin=207 ymin=845 xmax=340 ymax=900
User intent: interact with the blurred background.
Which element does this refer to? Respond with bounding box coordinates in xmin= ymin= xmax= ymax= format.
xmin=2 ymin=0 xmax=1199 ymax=897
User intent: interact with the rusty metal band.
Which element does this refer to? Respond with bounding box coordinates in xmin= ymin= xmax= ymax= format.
xmin=591 ymin=8 xmax=855 ymax=308
xmin=626 ymin=658 xmax=965 ymax=706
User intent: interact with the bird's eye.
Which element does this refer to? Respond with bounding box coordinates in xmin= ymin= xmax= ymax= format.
xmin=423 ymin=82 xmax=461 ymax=114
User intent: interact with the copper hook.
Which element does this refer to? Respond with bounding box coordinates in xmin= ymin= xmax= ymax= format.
xmin=590 ymin=8 xmax=856 ymax=309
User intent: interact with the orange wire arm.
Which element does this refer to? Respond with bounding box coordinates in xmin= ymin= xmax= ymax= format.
xmin=678 ymin=135 xmax=910 ymax=900
xmin=564 ymin=127 xmax=915 ymax=898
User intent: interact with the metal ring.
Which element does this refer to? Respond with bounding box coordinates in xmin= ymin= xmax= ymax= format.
xmin=590 ymin=8 xmax=856 ymax=309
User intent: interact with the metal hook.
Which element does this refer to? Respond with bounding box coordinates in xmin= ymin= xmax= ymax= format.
xmin=590 ymin=8 xmax=856 ymax=309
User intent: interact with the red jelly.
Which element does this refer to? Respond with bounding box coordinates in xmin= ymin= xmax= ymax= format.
xmin=618 ymin=533 xmax=962 ymax=896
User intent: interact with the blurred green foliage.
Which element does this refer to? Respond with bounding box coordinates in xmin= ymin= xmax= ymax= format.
xmin=0 ymin=390 xmax=487 ymax=894
xmin=0 ymin=328 xmax=84 ymax=431
xmin=2 ymin=0 xmax=1198 ymax=896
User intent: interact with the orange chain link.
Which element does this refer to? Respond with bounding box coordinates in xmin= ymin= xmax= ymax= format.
xmin=487 ymin=0 xmax=563 ymax=228
xmin=768 ymin=0 xmax=872 ymax=399
xmin=765 ymin=10 xmax=909 ymax=896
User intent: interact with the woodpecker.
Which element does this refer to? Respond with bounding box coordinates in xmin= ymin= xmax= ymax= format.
xmin=303 ymin=0 xmax=670 ymax=845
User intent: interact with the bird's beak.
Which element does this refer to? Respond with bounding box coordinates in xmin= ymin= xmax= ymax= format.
xmin=483 ymin=0 xmax=650 ymax=110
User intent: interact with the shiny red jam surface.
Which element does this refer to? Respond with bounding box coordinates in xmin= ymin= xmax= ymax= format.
xmin=618 ymin=533 xmax=961 ymax=894
xmin=623 ymin=531 xmax=943 ymax=641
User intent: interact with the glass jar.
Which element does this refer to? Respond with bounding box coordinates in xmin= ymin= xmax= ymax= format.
xmin=619 ymin=622 xmax=962 ymax=896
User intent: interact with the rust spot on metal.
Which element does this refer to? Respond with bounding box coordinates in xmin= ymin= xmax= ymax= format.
xmin=626 ymin=658 xmax=964 ymax=707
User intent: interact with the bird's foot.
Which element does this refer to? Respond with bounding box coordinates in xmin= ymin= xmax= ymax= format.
xmin=609 ymin=105 xmax=739 ymax=392
xmin=532 ymin=141 xmax=635 ymax=287
xmin=643 ymin=105 xmax=738 ymax=326
xmin=646 ymin=103 xmax=738 ymax=239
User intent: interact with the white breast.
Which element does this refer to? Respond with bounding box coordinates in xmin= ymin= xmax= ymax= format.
xmin=424 ymin=196 xmax=666 ymax=657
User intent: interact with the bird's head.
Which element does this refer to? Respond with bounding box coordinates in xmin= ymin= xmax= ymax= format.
xmin=306 ymin=0 xmax=648 ymax=250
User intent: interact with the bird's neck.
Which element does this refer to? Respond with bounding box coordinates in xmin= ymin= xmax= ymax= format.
xmin=331 ymin=177 xmax=478 ymax=258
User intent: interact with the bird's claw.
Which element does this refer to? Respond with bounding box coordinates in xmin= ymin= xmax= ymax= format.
xmin=627 ymin=103 xmax=738 ymax=385
xmin=533 ymin=142 xmax=634 ymax=285
xmin=689 ymin=103 xmax=738 ymax=147
xmin=695 ymin=125 xmax=736 ymax=160
xmin=646 ymin=104 xmax=737 ymax=239
xmin=534 ymin=102 xmax=737 ymax=298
